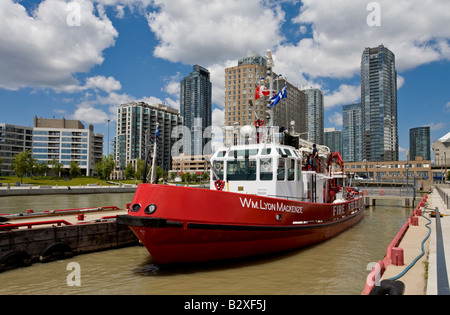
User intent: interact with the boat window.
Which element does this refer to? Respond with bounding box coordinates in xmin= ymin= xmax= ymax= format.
xmin=285 ymin=149 xmax=292 ymax=157
xmin=213 ymin=161 xmax=224 ymax=180
xmin=229 ymin=149 xmax=259 ymax=158
xmin=297 ymin=160 xmax=301 ymax=181
xmin=277 ymin=158 xmax=286 ymax=181
xmin=288 ymin=159 xmax=295 ymax=181
xmin=227 ymin=159 xmax=257 ymax=181
xmin=261 ymin=148 xmax=271 ymax=155
xmin=260 ymin=158 xmax=273 ymax=181
xmin=216 ymin=150 xmax=226 ymax=158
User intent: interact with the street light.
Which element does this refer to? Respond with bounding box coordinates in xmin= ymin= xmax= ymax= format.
xmin=104 ymin=118 xmax=111 ymax=156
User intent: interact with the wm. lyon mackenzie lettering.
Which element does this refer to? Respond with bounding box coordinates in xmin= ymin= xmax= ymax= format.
xmin=239 ymin=197 xmax=303 ymax=214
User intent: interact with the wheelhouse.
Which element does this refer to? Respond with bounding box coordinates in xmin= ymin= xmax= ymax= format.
xmin=210 ymin=143 xmax=325 ymax=202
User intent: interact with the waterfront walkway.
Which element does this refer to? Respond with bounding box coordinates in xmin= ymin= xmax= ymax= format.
xmin=371 ymin=186 xmax=450 ymax=295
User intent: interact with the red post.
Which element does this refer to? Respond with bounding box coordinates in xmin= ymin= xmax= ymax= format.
xmin=391 ymin=247 xmax=404 ymax=266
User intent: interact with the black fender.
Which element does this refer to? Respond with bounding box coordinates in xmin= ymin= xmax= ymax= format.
xmin=0 ymin=250 xmax=32 ymax=272
xmin=39 ymin=242 xmax=73 ymax=263
xmin=369 ymin=280 xmax=405 ymax=295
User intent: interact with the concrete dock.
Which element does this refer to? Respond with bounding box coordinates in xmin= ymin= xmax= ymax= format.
xmin=363 ymin=185 xmax=450 ymax=295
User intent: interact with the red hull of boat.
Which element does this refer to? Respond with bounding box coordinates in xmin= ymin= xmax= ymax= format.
xmin=118 ymin=184 xmax=365 ymax=264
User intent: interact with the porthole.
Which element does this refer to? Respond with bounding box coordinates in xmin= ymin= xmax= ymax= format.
xmin=131 ymin=204 xmax=141 ymax=212
xmin=145 ymin=204 xmax=157 ymax=214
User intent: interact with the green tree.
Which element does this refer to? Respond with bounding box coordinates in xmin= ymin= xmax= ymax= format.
xmin=95 ymin=154 xmax=115 ymax=180
xmin=124 ymin=163 xmax=135 ymax=179
xmin=11 ymin=150 xmax=33 ymax=183
xmin=35 ymin=161 xmax=49 ymax=177
xmin=50 ymin=158 xmax=64 ymax=181
xmin=69 ymin=161 xmax=82 ymax=178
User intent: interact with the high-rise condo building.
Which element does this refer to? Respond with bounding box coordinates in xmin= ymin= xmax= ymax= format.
xmin=180 ymin=65 xmax=212 ymax=156
xmin=0 ymin=123 xmax=33 ymax=176
xmin=361 ymin=45 xmax=398 ymax=162
xmin=115 ymin=102 xmax=183 ymax=178
xmin=32 ymin=117 xmax=103 ymax=176
xmin=324 ymin=128 xmax=342 ymax=155
xmin=225 ymin=52 xmax=306 ymax=137
xmin=409 ymin=126 xmax=431 ymax=161
xmin=342 ymin=103 xmax=363 ymax=162
xmin=301 ymin=87 xmax=324 ymax=145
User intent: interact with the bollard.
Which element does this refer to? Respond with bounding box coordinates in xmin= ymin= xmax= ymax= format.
xmin=391 ymin=247 xmax=404 ymax=266
xmin=78 ymin=214 xmax=85 ymax=221
xmin=411 ymin=216 xmax=419 ymax=226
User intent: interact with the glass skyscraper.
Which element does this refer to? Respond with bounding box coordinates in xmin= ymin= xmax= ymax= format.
xmin=342 ymin=103 xmax=362 ymax=162
xmin=361 ymin=45 xmax=398 ymax=162
xmin=180 ymin=65 xmax=212 ymax=156
xmin=301 ymin=87 xmax=324 ymax=145
xmin=409 ymin=126 xmax=431 ymax=161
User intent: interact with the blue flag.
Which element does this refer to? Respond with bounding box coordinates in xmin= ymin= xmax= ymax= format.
xmin=155 ymin=126 xmax=160 ymax=142
xmin=270 ymin=83 xmax=287 ymax=108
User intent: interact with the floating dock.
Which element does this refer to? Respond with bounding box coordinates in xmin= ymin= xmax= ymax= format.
xmin=0 ymin=206 xmax=139 ymax=272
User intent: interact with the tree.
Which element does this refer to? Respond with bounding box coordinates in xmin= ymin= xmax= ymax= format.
xmin=35 ymin=161 xmax=49 ymax=177
xmin=124 ymin=163 xmax=135 ymax=179
xmin=69 ymin=161 xmax=82 ymax=178
xmin=50 ymin=158 xmax=64 ymax=181
xmin=11 ymin=150 xmax=33 ymax=183
xmin=95 ymin=154 xmax=115 ymax=180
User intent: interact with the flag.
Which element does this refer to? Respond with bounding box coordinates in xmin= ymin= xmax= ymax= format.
xmin=270 ymin=83 xmax=287 ymax=108
xmin=255 ymin=85 xmax=270 ymax=100
xmin=155 ymin=125 xmax=160 ymax=142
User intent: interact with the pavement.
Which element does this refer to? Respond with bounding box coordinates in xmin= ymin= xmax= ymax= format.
xmin=378 ymin=185 xmax=450 ymax=295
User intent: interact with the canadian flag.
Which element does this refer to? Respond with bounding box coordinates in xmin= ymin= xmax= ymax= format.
xmin=255 ymin=85 xmax=270 ymax=100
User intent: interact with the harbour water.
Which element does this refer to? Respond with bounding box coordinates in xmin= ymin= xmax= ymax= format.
xmin=0 ymin=193 xmax=412 ymax=295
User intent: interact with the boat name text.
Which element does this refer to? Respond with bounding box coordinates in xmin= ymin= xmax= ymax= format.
xmin=333 ymin=199 xmax=362 ymax=216
xmin=239 ymin=197 xmax=303 ymax=214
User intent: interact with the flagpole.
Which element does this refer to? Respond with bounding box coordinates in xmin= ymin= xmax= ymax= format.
xmin=150 ymin=123 xmax=159 ymax=184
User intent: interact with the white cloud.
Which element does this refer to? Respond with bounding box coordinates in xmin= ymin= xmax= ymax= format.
xmin=324 ymin=84 xmax=361 ymax=109
xmin=146 ymin=0 xmax=285 ymax=66
xmin=0 ymin=0 xmax=118 ymax=91
xmin=212 ymin=108 xmax=225 ymax=128
xmin=85 ymin=75 xmax=122 ymax=93
xmin=327 ymin=112 xmax=343 ymax=127
xmin=274 ymin=0 xmax=450 ymax=87
xmin=445 ymin=102 xmax=450 ymax=112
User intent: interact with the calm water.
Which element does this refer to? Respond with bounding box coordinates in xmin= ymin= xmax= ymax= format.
xmin=0 ymin=193 xmax=411 ymax=295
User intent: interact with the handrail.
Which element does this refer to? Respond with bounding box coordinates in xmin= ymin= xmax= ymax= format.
xmin=0 ymin=220 xmax=72 ymax=230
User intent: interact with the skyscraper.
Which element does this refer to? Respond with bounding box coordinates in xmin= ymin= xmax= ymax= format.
xmin=225 ymin=53 xmax=268 ymax=127
xmin=115 ymin=102 xmax=183 ymax=177
xmin=361 ymin=45 xmax=398 ymax=162
xmin=409 ymin=126 xmax=431 ymax=161
xmin=180 ymin=65 xmax=212 ymax=156
xmin=342 ymin=103 xmax=363 ymax=162
xmin=224 ymin=52 xmax=306 ymax=136
xmin=301 ymin=87 xmax=324 ymax=145
xmin=324 ymin=128 xmax=342 ymax=154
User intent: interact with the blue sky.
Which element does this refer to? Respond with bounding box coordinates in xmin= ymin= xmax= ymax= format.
xmin=0 ymin=0 xmax=449 ymax=160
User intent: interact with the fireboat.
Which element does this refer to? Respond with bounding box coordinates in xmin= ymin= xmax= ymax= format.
xmin=117 ymin=50 xmax=365 ymax=264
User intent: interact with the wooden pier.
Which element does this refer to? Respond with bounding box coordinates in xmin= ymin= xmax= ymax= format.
xmin=0 ymin=207 xmax=138 ymax=272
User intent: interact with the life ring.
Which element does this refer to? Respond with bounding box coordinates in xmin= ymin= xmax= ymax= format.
xmin=363 ymin=190 xmax=369 ymax=196
xmin=369 ymin=280 xmax=405 ymax=295
xmin=379 ymin=190 xmax=386 ymax=196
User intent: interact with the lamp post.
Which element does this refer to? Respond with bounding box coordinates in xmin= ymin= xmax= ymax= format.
xmin=104 ymin=118 xmax=111 ymax=156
